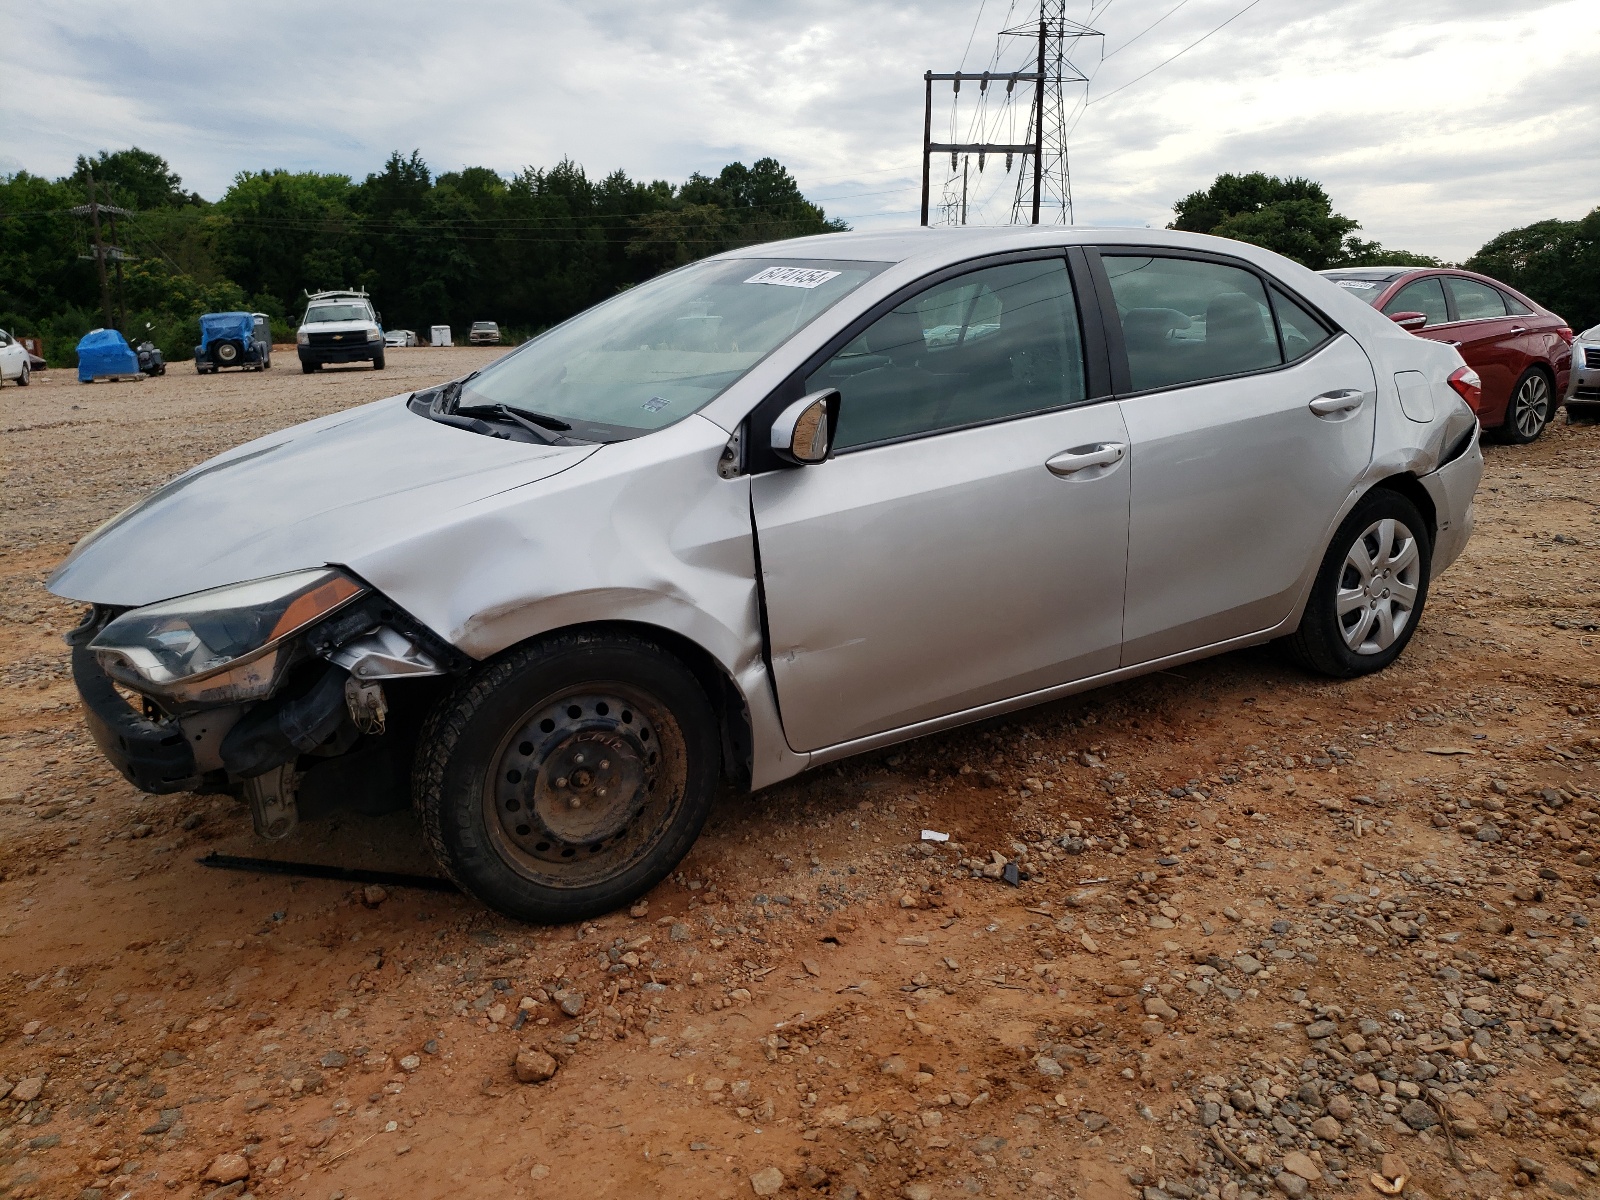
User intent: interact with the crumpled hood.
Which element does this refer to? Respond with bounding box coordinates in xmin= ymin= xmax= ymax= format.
xmin=48 ymin=395 xmax=595 ymax=608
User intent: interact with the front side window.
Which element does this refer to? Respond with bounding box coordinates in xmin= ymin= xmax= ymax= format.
xmin=1382 ymin=277 xmax=1449 ymax=327
xmin=1103 ymin=255 xmax=1281 ymax=390
xmin=458 ymin=257 xmax=883 ymax=439
xmin=1446 ymin=276 xmax=1506 ymax=321
xmin=806 ymin=258 xmax=1087 ymax=450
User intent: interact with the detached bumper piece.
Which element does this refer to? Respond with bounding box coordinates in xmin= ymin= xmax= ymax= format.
xmin=71 ymin=644 xmax=199 ymax=793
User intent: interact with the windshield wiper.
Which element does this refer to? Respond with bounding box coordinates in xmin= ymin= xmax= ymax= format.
xmin=455 ymin=403 xmax=572 ymax=432
xmin=454 ymin=403 xmax=573 ymax=444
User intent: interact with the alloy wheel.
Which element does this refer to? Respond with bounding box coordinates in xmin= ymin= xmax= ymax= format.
xmin=1513 ymin=373 xmax=1550 ymax=439
xmin=482 ymin=684 xmax=688 ymax=889
xmin=1336 ymin=517 xmax=1421 ymax=655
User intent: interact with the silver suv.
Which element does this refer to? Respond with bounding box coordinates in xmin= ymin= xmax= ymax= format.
xmin=49 ymin=228 xmax=1483 ymax=923
xmin=469 ymin=320 xmax=501 ymax=345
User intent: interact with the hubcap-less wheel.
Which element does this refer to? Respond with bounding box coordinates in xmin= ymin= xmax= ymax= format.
xmin=484 ymin=685 xmax=687 ymax=889
xmin=1512 ymin=373 xmax=1550 ymax=439
xmin=1337 ymin=517 xmax=1421 ymax=655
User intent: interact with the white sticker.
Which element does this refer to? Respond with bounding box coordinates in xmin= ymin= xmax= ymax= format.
xmin=1335 ymin=280 xmax=1378 ymax=290
xmin=744 ymin=266 xmax=842 ymax=289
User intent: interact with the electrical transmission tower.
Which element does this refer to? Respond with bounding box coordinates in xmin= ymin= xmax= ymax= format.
xmin=918 ymin=3 xmax=1100 ymax=227
xmin=1004 ymin=2 xmax=1100 ymax=224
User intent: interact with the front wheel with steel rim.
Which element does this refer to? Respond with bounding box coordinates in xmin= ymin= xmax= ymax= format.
xmin=1283 ymin=489 xmax=1431 ymax=678
xmin=1498 ymin=368 xmax=1552 ymax=443
xmin=415 ymin=631 xmax=720 ymax=923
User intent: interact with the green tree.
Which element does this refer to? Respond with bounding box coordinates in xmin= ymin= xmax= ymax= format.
xmin=73 ymin=147 xmax=194 ymax=208
xmin=1171 ymin=172 xmax=1357 ymax=269
xmin=1171 ymin=172 xmax=1440 ymax=271
xmin=1467 ymin=210 xmax=1600 ymax=331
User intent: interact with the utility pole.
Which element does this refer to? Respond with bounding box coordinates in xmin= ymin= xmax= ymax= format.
xmin=919 ymin=69 xmax=1043 ymax=227
xmin=85 ymin=172 xmax=114 ymax=330
xmin=961 ymin=157 xmax=969 ymax=225
xmin=72 ymin=173 xmax=135 ymax=332
xmin=919 ymin=4 xmax=1100 ymax=227
xmin=1031 ymin=15 xmax=1045 ymax=225
xmin=108 ymin=208 xmax=126 ymax=331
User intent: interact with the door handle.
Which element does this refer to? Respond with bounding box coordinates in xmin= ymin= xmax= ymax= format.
xmin=1046 ymin=442 xmax=1125 ymax=476
xmin=1308 ymin=389 xmax=1365 ymax=416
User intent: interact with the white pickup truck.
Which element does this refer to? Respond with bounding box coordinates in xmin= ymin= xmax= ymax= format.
xmin=296 ymin=290 xmax=385 ymax=373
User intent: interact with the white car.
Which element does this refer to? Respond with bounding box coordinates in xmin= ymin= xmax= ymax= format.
xmin=384 ymin=329 xmax=418 ymax=348
xmin=0 ymin=328 xmax=32 ymax=386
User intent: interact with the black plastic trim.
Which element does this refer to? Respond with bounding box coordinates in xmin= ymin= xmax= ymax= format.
xmin=71 ymin=643 xmax=199 ymax=794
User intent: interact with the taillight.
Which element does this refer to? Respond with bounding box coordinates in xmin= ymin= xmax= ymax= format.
xmin=1447 ymin=365 xmax=1482 ymax=408
xmin=1556 ymin=326 xmax=1574 ymax=345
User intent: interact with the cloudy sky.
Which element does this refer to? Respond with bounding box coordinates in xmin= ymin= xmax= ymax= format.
xmin=5 ymin=0 xmax=1597 ymax=261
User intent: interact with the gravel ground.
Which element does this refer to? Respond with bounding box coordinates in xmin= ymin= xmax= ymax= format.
xmin=0 ymin=354 xmax=1598 ymax=1200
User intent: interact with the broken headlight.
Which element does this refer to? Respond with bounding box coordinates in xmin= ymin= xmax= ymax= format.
xmin=90 ymin=569 xmax=365 ymax=704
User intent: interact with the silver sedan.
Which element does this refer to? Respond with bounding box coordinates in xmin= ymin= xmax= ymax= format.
xmin=49 ymin=227 xmax=1484 ymax=922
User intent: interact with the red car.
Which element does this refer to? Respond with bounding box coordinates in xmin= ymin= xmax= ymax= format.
xmin=1320 ymin=266 xmax=1573 ymax=442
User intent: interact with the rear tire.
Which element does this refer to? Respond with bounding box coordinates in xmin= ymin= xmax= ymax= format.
xmin=415 ymin=631 xmax=720 ymax=924
xmin=1283 ymin=488 xmax=1431 ymax=678
xmin=1496 ymin=368 xmax=1552 ymax=443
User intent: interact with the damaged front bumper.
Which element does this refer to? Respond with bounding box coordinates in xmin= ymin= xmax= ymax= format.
xmin=67 ymin=586 xmax=462 ymax=836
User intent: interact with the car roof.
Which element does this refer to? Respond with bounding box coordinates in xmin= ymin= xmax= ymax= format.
xmin=706 ymin=224 xmax=1329 ymax=268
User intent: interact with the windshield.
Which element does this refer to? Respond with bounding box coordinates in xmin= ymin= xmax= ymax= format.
xmin=304 ymin=303 xmax=373 ymax=324
xmin=455 ymin=257 xmax=886 ymax=437
xmin=1321 ymin=275 xmax=1401 ymax=307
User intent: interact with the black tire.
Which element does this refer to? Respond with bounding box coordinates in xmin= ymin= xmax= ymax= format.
xmin=1496 ymin=368 xmax=1553 ymax=443
xmin=16 ymin=362 xmax=28 ymax=387
xmin=1283 ymin=488 xmax=1431 ymax=678
xmin=214 ymin=339 xmax=242 ymax=367
xmin=1567 ymin=401 xmax=1600 ymax=426
xmin=415 ymin=630 xmax=720 ymax=923
xmin=301 ymin=360 xmax=319 ymax=374
xmin=372 ymin=350 xmax=386 ymax=371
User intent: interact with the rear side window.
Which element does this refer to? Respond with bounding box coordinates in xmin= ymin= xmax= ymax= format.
xmin=1382 ymin=277 xmax=1449 ymax=327
xmin=1270 ymin=287 xmax=1333 ymax=362
xmin=1501 ymin=290 xmax=1533 ymax=316
xmin=1102 ymin=255 xmax=1282 ymax=390
xmin=1446 ymin=277 xmax=1506 ymax=320
xmin=809 ymin=258 xmax=1087 ymax=450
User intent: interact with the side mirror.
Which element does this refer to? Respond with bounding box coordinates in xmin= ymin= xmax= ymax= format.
xmin=771 ymin=389 xmax=839 ymax=465
xmin=1388 ymin=311 xmax=1428 ymax=330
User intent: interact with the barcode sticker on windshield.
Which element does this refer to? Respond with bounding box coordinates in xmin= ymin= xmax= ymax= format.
xmin=744 ymin=266 xmax=841 ymax=289
xmin=1335 ymin=280 xmax=1378 ymax=290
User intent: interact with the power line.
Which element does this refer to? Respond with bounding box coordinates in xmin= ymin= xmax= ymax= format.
xmin=1103 ymin=0 xmax=1194 ymax=58
xmin=1086 ymin=0 xmax=1268 ymax=106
